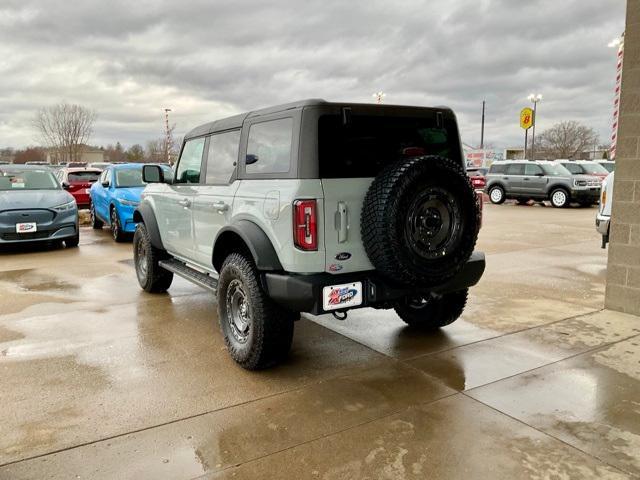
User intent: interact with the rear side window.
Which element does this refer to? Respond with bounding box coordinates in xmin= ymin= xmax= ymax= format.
xmin=176 ymin=137 xmax=206 ymax=183
xmin=506 ymin=164 xmax=525 ymax=175
xmin=489 ymin=163 xmax=506 ymax=174
xmin=205 ymin=130 xmax=240 ymax=184
xmin=318 ymin=114 xmax=460 ymax=178
xmin=246 ymin=118 xmax=293 ymax=174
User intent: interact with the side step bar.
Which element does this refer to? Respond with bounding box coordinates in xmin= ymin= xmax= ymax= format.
xmin=159 ymin=259 xmax=218 ymax=292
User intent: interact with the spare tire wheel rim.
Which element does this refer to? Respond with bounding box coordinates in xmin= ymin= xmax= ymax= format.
xmin=405 ymin=187 xmax=462 ymax=259
xmin=490 ymin=188 xmax=502 ymax=202
xmin=226 ymin=279 xmax=251 ymax=343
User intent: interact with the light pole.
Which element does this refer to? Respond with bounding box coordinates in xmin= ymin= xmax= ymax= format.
xmin=163 ymin=108 xmax=172 ymax=164
xmin=527 ymin=93 xmax=542 ymax=160
xmin=480 ymin=100 xmax=485 ymax=149
xmin=372 ymin=91 xmax=386 ymax=104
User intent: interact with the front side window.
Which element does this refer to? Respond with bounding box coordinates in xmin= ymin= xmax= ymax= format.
xmin=206 ymin=130 xmax=240 ymax=184
xmin=489 ymin=163 xmax=506 ymax=174
xmin=562 ymin=163 xmax=582 ymax=174
xmin=524 ymin=164 xmax=543 ymax=176
xmin=176 ymin=137 xmax=206 ymax=183
xmin=0 ymin=170 xmax=59 ymax=190
xmin=246 ymin=118 xmax=293 ymax=174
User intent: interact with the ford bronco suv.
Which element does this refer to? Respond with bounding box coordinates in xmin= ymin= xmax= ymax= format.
xmin=133 ymin=100 xmax=484 ymax=369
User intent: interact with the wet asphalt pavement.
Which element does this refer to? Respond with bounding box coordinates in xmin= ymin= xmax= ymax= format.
xmin=1 ymin=203 xmax=639 ymax=479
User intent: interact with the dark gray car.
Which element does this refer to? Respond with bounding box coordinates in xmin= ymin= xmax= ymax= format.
xmin=485 ymin=160 xmax=601 ymax=208
xmin=0 ymin=165 xmax=79 ymax=246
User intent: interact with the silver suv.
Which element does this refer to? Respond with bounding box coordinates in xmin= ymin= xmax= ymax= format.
xmin=485 ymin=160 xmax=601 ymax=208
xmin=133 ymin=100 xmax=484 ymax=369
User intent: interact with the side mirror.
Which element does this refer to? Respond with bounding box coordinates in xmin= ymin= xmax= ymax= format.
xmin=101 ymin=180 xmax=110 ymax=188
xmin=536 ymin=172 xmax=545 ymax=177
xmin=245 ymin=154 xmax=259 ymax=165
xmin=143 ymin=165 xmax=164 ymax=183
xmin=62 ymin=182 xmax=69 ymax=190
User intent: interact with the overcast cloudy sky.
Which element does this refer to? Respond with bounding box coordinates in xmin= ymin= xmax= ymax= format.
xmin=0 ymin=0 xmax=626 ymax=151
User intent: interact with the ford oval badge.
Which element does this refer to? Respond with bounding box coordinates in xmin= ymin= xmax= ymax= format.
xmin=335 ymin=252 xmax=352 ymax=261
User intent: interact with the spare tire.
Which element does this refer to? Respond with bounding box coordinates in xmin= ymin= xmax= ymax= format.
xmin=360 ymin=155 xmax=480 ymax=286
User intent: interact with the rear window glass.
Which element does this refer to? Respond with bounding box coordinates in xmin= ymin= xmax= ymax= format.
xmin=489 ymin=164 xmax=506 ymax=174
xmin=506 ymin=164 xmax=525 ymax=175
xmin=246 ymin=118 xmax=293 ymax=174
xmin=68 ymin=171 xmax=101 ymax=182
xmin=562 ymin=163 xmax=582 ymax=174
xmin=318 ymin=114 xmax=461 ymax=178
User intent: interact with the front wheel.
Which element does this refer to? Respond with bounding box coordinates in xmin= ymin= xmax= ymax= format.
xmin=394 ymin=289 xmax=468 ymax=329
xmin=65 ymin=233 xmax=80 ymax=248
xmin=217 ymin=252 xmax=297 ymax=370
xmin=550 ymin=189 xmax=569 ymax=208
xmin=110 ymin=207 xmax=127 ymax=242
xmin=133 ymin=223 xmax=173 ymax=293
xmin=489 ymin=186 xmax=506 ymax=204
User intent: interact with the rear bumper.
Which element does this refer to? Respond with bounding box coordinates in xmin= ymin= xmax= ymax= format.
xmin=264 ymin=251 xmax=486 ymax=315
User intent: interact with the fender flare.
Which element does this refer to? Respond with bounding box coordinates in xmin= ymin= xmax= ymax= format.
xmin=133 ymin=203 xmax=164 ymax=249
xmin=547 ymin=184 xmax=571 ymax=197
xmin=213 ymin=220 xmax=283 ymax=272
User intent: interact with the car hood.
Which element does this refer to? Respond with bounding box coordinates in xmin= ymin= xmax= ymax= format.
xmin=0 ymin=189 xmax=74 ymax=211
xmin=115 ymin=186 xmax=144 ymax=202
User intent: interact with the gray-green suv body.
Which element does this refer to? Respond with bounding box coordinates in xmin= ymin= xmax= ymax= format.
xmin=485 ymin=160 xmax=601 ymax=208
xmin=133 ymin=100 xmax=484 ymax=369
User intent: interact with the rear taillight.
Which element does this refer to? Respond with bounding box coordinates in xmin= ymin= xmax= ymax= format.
xmin=293 ymin=199 xmax=318 ymax=251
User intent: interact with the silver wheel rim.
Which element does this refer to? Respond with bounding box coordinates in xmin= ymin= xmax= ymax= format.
xmin=226 ymin=279 xmax=251 ymax=343
xmin=135 ymin=235 xmax=148 ymax=281
xmin=552 ymin=191 xmax=566 ymax=206
xmin=490 ymin=188 xmax=502 ymax=203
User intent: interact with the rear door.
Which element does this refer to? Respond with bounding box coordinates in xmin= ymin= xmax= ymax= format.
xmin=504 ymin=163 xmax=525 ymax=193
xmin=191 ymin=130 xmax=241 ymax=270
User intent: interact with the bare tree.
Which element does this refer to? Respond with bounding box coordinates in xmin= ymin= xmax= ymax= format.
xmin=33 ymin=103 xmax=97 ymax=164
xmin=538 ymin=121 xmax=599 ymax=160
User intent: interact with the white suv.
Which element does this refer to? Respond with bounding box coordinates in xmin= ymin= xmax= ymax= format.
xmin=133 ymin=100 xmax=484 ymax=369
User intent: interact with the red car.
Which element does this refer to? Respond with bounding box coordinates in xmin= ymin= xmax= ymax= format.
xmin=467 ymin=167 xmax=487 ymax=190
xmin=55 ymin=168 xmax=102 ymax=209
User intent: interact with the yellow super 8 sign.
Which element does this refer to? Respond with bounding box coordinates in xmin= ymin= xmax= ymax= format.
xmin=520 ymin=107 xmax=533 ymax=130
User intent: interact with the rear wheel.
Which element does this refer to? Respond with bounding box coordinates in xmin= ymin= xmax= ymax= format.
xmin=217 ymin=252 xmax=297 ymax=370
xmin=90 ymin=203 xmax=103 ymax=229
xmin=550 ymin=188 xmax=569 ymax=208
xmin=133 ymin=223 xmax=173 ymax=293
xmin=394 ymin=289 xmax=468 ymax=329
xmin=489 ymin=186 xmax=506 ymax=204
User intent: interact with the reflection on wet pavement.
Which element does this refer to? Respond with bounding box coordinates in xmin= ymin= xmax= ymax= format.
xmin=1 ymin=206 xmax=639 ymax=479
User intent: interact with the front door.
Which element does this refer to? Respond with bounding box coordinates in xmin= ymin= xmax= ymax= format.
xmin=191 ymin=130 xmax=242 ymax=270
xmin=156 ymin=137 xmax=205 ymax=259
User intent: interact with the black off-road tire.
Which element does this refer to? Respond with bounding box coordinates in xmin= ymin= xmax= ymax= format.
xmin=361 ymin=155 xmax=480 ymax=287
xmin=65 ymin=233 xmax=80 ymax=248
xmin=394 ymin=289 xmax=468 ymax=329
xmin=110 ymin=206 xmax=127 ymax=242
xmin=90 ymin=203 xmax=103 ymax=229
xmin=217 ymin=252 xmax=296 ymax=370
xmin=489 ymin=185 xmax=506 ymax=204
xmin=133 ymin=223 xmax=173 ymax=293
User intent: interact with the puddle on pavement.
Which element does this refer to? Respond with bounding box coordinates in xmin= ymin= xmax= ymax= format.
xmin=0 ymin=269 xmax=80 ymax=293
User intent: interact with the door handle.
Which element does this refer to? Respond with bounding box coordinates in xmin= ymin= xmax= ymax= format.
xmin=337 ymin=201 xmax=348 ymax=243
xmin=213 ymin=201 xmax=229 ymax=212
xmin=178 ymin=198 xmax=191 ymax=208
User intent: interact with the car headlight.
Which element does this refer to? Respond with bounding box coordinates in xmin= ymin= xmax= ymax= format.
xmin=573 ymin=179 xmax=587 ymax=187
xmin=52 ymin=200 xmax=77 ymax=212
xmin=119 ymin=199 xmax=139 ymax=207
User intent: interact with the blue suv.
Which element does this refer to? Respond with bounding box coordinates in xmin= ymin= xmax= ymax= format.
xmin=90 ymin=163 xmax=172 ymax=241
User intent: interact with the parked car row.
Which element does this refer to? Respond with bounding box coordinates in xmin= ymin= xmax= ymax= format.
xmin=484 ymin=160 xmax=602 ymax=208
